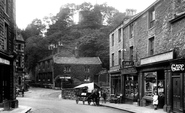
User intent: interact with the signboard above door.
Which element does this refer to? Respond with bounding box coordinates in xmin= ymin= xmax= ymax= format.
xmin=171 ymin=63 xmax=185 ymax=72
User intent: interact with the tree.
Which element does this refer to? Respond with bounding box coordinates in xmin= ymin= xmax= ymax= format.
xmin=25 ymin=36 xmax=50 ymax=72
xmin=21 ymin=19 xmax=46 ymax=40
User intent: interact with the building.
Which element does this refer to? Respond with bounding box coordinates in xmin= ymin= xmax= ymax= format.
xmin=0 ymin=0 xmax=18 ymax=109
xmin=35 ymin=46 xmax=102 ymax=89
xmin=109 ymin=0 xmax=185 ymax=112
xmin=15 ymin=33 xmax=25 ymax=88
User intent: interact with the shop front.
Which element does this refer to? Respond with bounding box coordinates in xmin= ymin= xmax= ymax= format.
xmin=121 ymin=61 xmax=138 ymax=104
xmin=169 ymin=59 xmax=185 ymax=113
xmin=0 ymin=54 xmax=17 ymax=108
xmin=138 ymin=51 xmax=174 ymax=111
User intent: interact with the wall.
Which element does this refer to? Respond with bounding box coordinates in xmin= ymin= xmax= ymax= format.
xmin=54 ymin=63 xmax=102 ymax=86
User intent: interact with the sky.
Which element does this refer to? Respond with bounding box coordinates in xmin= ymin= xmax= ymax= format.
xmin=16 ymin=0 xmax=156 ymax=29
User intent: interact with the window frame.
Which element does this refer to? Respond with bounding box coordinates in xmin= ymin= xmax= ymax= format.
xmin=118 ymin=50 xmax=121 ymax=65
xmin=3 ymin=22 xmax=8 ymax=51
xmin=64 ymin=66 xmax=71 ymax=72
xmin=112 ymin=53 xmax=114 ymax=67
xmin=130 ymin=23 xmax=134 ymax=39
xmin=130 ymin=46 xmax=133 ymax=61
xmin=148 ymin=37 xmax=154 ymax=56
xmin=112 ymin=33 xmax=114 ymax=46
xmin=149 ymin=8 xmax=155 ymax=29
xmin=118 ymin=28 xmax=121 ymax=42
xmin=84 ymin=66 xmax=90 ymax=73
xmin=4 ymin=0 xmax=9 ymax=15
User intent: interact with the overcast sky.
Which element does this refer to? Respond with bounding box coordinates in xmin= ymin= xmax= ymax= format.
xmin=16 ymin=0 xmax=156 ymax=29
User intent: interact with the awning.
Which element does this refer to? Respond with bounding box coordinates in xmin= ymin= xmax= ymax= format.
xmin=74 ymin=82 xmax=100 ymax=93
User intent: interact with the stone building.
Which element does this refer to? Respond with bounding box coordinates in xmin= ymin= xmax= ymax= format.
xmin=35 ymin=46 xmax=102 ymax=89
xmin=109 ymin=0 xmax=185 ymax=112
xmin=15 ymin=33 xmax=25 ymax=88
xmin=0 ymin=0 xmax=18 ymax=109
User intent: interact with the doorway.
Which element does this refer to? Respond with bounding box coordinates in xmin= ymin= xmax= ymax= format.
xmin=172 ymin=76 xmax=181 ymax=112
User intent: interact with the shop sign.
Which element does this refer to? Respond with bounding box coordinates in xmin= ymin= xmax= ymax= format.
xmin=60 ymin=76 xmax=71 ymax=79
xmin=0 ymin=57 xmax=10 ymax=65
xmin=141 ymin=51 xmax=173 ymax=65
xmin=171 ymin=63 xmax=185 ymax=72
xmin=122 ymin=61 xmax=134 ymax=68
xmin=122 ymin=67 xmax=137 ymax=74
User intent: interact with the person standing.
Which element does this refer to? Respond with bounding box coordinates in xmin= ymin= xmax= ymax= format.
xmin=153 ymin=92 xmax=158 ymax=110
xmin=102 ymin=91 xmax=107 ymax=103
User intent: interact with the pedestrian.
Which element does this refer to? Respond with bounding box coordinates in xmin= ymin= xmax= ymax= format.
xmin=102 ymin=91 xmax=107 ymax=103
xmin=22 ymin=86 xmax=25 ymax=97
xmin=153 ymin=92 xmax=158 ymax=110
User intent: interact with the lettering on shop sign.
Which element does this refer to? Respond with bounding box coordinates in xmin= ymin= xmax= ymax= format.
xmin=171 ymin=63 xmax=185 ymax=72
xmin=122 ymin=61 xmax=134 ymax=68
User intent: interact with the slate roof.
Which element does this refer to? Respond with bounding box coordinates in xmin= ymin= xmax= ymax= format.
xmin=53 ymin=56 xmax=102 ymax=65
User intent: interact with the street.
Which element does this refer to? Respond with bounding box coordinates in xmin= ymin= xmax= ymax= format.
xmin=17 ymin=87 xmax=129 ymax=113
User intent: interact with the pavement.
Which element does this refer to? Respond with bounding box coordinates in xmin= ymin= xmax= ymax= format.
xmin=0 ymin=105 xmax=31 ymax=113
xmin=101 ymin=102 xmax=166 ymax=113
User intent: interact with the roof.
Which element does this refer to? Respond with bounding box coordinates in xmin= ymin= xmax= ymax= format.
xmin=109 ymin=0 xmax=161 ymax=35
xmin=53 ymin=56 xmax=102 ymax=65
xmin=38 ymin=55 xmax=53 ymax=62
xmin=16 ymin=34 xmax=24 ymax=42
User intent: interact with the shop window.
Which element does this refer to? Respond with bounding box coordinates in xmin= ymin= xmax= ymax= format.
xmin=125 ymin=76 xmax=138 ymax=101
xmin=144 ymin=72 xmax=157 ymax=97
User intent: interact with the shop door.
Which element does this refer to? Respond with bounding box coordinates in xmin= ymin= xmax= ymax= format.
xmin=172 ymin=77 xmax=181 ymax=112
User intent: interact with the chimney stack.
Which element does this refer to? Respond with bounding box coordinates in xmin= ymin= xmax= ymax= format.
xmin=126 ymin=9 xmax=136 ymax=16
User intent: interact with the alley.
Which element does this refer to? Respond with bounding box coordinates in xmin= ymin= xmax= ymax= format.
xmin=17 ymin=87 xmax=129 ymax=113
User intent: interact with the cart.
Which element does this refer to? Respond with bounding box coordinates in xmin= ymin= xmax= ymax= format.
xmin=74 ymin=82 xmax=100 ymax=105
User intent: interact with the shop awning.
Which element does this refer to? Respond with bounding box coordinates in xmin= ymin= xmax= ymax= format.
xmin=74 ymin=82 xmax=100 ymax=93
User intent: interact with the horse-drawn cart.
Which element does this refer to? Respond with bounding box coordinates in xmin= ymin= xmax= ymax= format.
xmin=74 ymin=82 xmax=100 ymax=105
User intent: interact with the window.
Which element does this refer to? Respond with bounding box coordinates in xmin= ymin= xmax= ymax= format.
xmin=4 ymin=0 xmax=8 ymax=14
xmin=130 ymin=23 xmax=134 ymax=38
xmin=149 ymin=8 xmax=155 ymax=28
xmin=18 ymin=44 xmax=21 ymax=50
xmin=148 ymin=37 xmax=154 ymax=56
xmin=84 ymin=66 xmax=90 ymax=73
xmin=112 ymin=34 xmax=114 ymax=46
xmin=122 ymin=28 xmax=125 ymax=41
xmin=144 ymin=72 xmax=157 ymax=97
xmin=118 ymin=28 xmax=121 ymax=42
xmin=64 ymin=66 xmax=71 ymax=72
xmin=118 ymin=50 xmax=121 ymax=65
xmin=3 ymin=23 xmax=8 ymax=51
xmin=112 ymin=53 xmax=114 ymax=67
xmin=130 ymin=46 xmax=133 ymax=61
xmin=18 ymin=56 xmax=21 ymax=67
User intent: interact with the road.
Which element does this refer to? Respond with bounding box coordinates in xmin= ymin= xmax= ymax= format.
xmin=17 ymin=87 xmax=129 ymax=113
